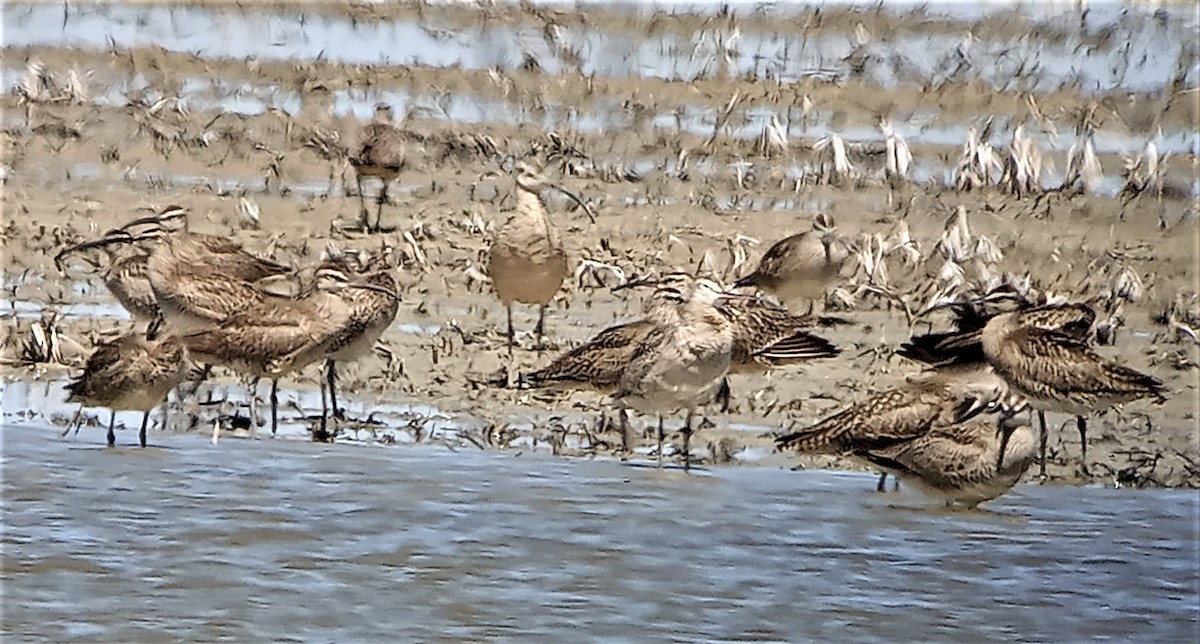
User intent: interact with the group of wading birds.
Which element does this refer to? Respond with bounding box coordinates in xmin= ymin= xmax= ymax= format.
xmin=49 ymin=121 xmax=1167 ymax=510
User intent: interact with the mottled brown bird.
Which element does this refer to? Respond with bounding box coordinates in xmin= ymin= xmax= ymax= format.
xmin=349 ymin=103 xmax=408 ymax=233
xmin=775 ymin=367 xmax=1010 ymax=455
xmin=181 ymin=266 xmax=399 ymax=435
xmin=900 ymin=293 xmax=1098 ymax=476
xmin=55 ymin=230 xmax=160 ymax=325
xmin=613 ymin=276 xmax=737 ymax=470
xmin=64 ymin=325 xmax=188 ymax=448
xmin=319 ymin=250 xmax=401 ymax=424
xmin=722 ymin=298 xmax=840 ymax=375
xmin=853 ymin=412 xmax=1039 ymax=508
xmin=734 ymin=212 xmax=851 ymax=313
xmin=487 ymin=160 xmax=592 ymax=355
xmin=979 ymin=309 xmax=1166 ymax=475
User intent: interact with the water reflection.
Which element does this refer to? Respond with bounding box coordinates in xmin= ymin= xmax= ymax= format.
xmin=1 ymin=422 xmax=1196 ymax=641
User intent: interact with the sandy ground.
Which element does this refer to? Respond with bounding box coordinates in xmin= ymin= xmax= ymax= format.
xmin=1 ymin=2 xmax=1198 ymax=487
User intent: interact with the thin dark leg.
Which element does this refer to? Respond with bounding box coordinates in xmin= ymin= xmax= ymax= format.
xmin=656 ymin=415 xmax=665 ymax=468
xmin=62 ymin=404 xmax=84 ymax=438
xmin=1038 ymin=410 xmax=1049 ymax=479
xmin=270 ymin=379 xmax=279 ymax=436
xmin=876 ymin=472 xmax=888 ymax=493
xmin=325 ymin=359 xmax=344 ymax=420
xmin=534 ymin=305 xmax=547 ymax=351
xmin=319 ymin=365 xmax=329 ymax=438
xmin=106 ymin=411 xmax=116 ymax=448
xmin=1076 ymin=415 xmax=1089 ymax=476
xmin=682 ymin=410 xmax=694 ymax=472
xmin=139 ymin=410 xmax=149 ymax=448
xmin=374 ymin=182 xmax=389 ymax=233
xmin=619 ymin=408 xmax=630 ymax=456
xmin=506 ymin=302 xmax=515 ymax=357
xmin=357 ymin=175 xmax=369 ymax=230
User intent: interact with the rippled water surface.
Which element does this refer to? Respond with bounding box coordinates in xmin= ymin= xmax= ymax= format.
xmin=2 ymin=423 xmax=1197 ymax=642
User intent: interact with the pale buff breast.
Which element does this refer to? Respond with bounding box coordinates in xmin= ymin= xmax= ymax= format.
xmin=488 ymin=239 xmax=567 ymax=306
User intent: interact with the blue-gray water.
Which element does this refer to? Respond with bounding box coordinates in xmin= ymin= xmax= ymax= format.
xmin=2 ymin=422 xmax=1197 ymax=642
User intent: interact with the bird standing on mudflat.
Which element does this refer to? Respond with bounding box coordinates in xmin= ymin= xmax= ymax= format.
xmin=734 ymin=212 xmax=851 ymax=313
xmin=319 ymin=250 xmax=401 ymax=427
xmin=900 ymin=290 xmax=1100 ymax=476
xmin=180 ymin=266 xmax=399 ymax=436
xmin=64 ymin=323 xmax=188 ymax=448
xmin=978 ymin=308 xmax=1166 ymax=476
xmin=349 ymin=103 xmax=409 ymax=233
xmin=487 ymin=160 xmax=592 ymax=355
xmin=612 ymin=275 xmax=741 ymax=470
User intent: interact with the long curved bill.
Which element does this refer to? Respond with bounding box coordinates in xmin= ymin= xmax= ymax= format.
xmin=550 ymin=185 xmax=597 ymax=224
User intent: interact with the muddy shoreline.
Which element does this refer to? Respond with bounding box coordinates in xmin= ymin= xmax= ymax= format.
xmin=2 ymin=1 xmax=1198 ymax=487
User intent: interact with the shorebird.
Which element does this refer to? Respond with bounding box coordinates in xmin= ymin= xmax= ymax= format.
xmin=180 ymin=265 xmax=399 ymax=435
xmin=487 ymin=159 xmax=592 ymax=355
xmin=349 ymin=103 xmax=408 ymax=233
xmin=608 ymin=275 xmax=742 ymax=470
xmin=55 ymin=229 xmax=161 ymax=325
xmin=775 ymin=366 xmax=1012 ymax=490
xmin=900 ymin=289 xmax=1147 ymax=476
xmin=791 ymin=409 xmax=1038 ymax=508
xmin=63 ymin=323 xmax=188 ymax=448
xmin=518 ymin=278 xmax=838 ymax=452
xmin=319 ymin=250 xmax=400 ymax=426
xmin=734 ymin=212 xmax=851 ymax=313
xmin=978 ymin=308 xmax=1167 ymax=476
xmin=86 ymin=208 xmax=292 ymax=334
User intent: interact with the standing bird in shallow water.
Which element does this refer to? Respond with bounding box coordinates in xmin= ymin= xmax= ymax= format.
xmin=775 ymin=366 xmax=1012 ymax=492
xmin=837 ymin=410 xmax=1039 ymax=508
xmin=900 ymin=290 xmax=1101 ymax=476
xmin=180 ymin=266 xmax=400 ymax=436
xmin=611 ymin=275 xmax=740 ymax=470
xmin=64 ymin=323 xmax=188 ymax=448
xmin=349 ymin=103 xmax=409 ymax=233
xmin=319 ymin=249 xmax=401 ymax=426
xmin=487 ymin=160 xmax=593 ymax=355
xmin=734 ymin=212 xmax=851 ymax=314
xmin=978 ymin=308 xmax=1166 ymax=476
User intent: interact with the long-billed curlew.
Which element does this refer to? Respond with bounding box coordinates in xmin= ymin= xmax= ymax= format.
xmin=775 ymin=366 xmax=1013 ymax=491
xmin=734 ymin=212 xmax=851 ymax=313
xmin=64 ymin=322 xmax=188 ymax=448
xmin=180 ymin=265 xmax=399 ymax=435
xmin=487 ymin=160 xmax=592 ymax=355
xmin=978 ymin=308 xmax=1166 ymax=476
xmin=319 ymin=249 xmax=400 ymax=426
xmin=900 ymin=291 xmax=1099 ymax=476
xmin=349 ymin=103 xmax=408 ymax=233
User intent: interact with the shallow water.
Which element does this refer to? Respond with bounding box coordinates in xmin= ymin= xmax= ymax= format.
xmin=1 ymin=420 xmax=1197 ymax=641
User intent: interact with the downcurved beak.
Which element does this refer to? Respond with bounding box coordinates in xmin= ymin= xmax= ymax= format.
xmin=550 ymin=185 xmax=597 ymax=224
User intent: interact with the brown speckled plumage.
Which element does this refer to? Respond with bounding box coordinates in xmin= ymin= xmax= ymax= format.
xmin=65 ymin=331 xmax=188 ymax=447
xmin=774 ymin=367 xmax=1010 ymax=453
xmin=734 ymin=213 xmax=850 ymax=305
xmin=721 ymin=299 xmax=839 ymax=374
xmin=349 ymin=104 xmax=411 ymax=231
xmin=856 ymin=414 xmax=1039 ymax=507
xmin=980 ymin=311 xmax=1165 ymax=416
xmin=900 ymin=301 xmax=1096 ymax=367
